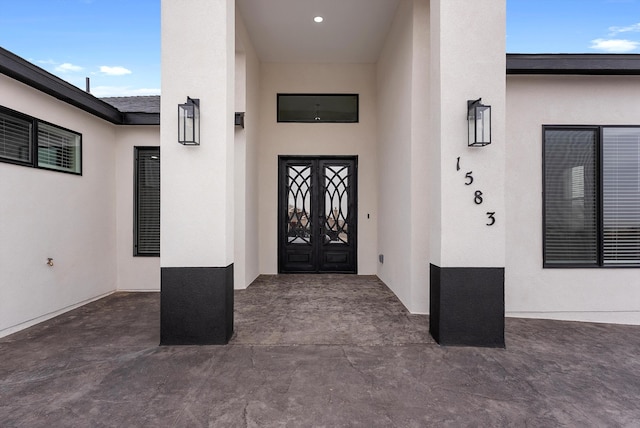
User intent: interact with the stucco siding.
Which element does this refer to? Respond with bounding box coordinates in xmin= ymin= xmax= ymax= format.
xmin=376 ymin=0 xmax=415 ymax=307
xmin=506 ymin=75 xmax=640 ymax=324
xmin=234 ymin=8 xmax=261 ymax=289
xmin=0 ymin=74 xmax=118 ymax=336
xmin=115 ymin=126 xmax=161 ymax=291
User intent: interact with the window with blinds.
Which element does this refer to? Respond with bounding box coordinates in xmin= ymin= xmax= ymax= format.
xmin=543 ymin=126 xmax=640 ymax=267
xmin=134 ymin=147 xmax=160 ymax=256
xmin=603 ymin=128 xmax=640 ymax=265
xmin=37 ymin=122 xmax=81 ymax=174
xmin=1 ymin=106 xmax=81 ymax=175
xmin=543 ymin=128 xmax=598 ymax=266
xmin=0 ymin=110 xmax=32 ymax=164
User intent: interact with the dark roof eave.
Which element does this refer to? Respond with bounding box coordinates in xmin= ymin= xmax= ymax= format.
xmin=0 ymin=47 xmax=125 ymax=124
xmin=123 ymin=112 xmax=160 ymax=125
xmin=507 ymin=53 xmax=640 ymax=75
xmin=4 ymin=46 xmax=640 ymax=123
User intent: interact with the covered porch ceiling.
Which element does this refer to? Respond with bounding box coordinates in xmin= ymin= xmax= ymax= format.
xmin=236 ymin=0 xmax=401 ymax=63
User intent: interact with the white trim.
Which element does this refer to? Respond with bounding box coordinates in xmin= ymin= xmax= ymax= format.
xmin=0 ymin=291 xmax=114 ymax=338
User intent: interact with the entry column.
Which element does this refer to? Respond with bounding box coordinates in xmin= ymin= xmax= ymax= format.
xmin=429 ymin=0 xmax=506 ymax=347
xmin=159 ymin=0 xmax=235 ymax=345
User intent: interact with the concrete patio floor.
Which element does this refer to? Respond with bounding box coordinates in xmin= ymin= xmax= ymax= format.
xmin=1 ymin=274 xmax=639 ymax=427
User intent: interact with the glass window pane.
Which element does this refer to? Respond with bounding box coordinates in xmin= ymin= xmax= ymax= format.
xmin=37 ymin=122 xmax=81 ymax=174
xmin=135 ymin=147 xmax=160 ymax=256
xmin=0 ymin=111 xmax=32 ymax=163
xmin=603 ymin=127 xmax=640 ymax=265
xmin=543 ymin=128 xmax=598 ymax=265
xmin=324 ymin=165 xmax=349 ymax=244
xmin=277 ymin=94 xmax=358 ymax=123
xmin=286 ymin=164 xmax=312 ymax=244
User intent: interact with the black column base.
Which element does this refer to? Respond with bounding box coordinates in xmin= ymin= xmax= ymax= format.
xmin=429 ymin=264 xmax=505 ymax=348
xmin=160 ymin=265 xmax=234 ymax=345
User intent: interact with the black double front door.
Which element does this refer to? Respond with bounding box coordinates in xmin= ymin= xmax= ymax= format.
xmin=278 ymin=156 xmax=357 ymax=273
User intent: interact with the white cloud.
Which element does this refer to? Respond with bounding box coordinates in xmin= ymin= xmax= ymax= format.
xmin=590 ymin=38 xmax=639 ymax=52
xmin=609 ymin=22 xmax=640 ymax=35
xmin=55 ymin=63 xmax=84 ymax=73
xmin=36 ymin=59 xmax=58 ymax=65
xmin=90 ymin=86 xmax=160 ymax=97
xmin=99 ymin=66 xmax=132 ymax=76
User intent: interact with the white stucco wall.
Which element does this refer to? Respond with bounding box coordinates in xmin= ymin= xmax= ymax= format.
xmin=376 ymin=0 xmax=431 ymax=313
xmin=0 ymin=75 xmax=118 ymax=337
xmin=410 ymin=0 xmax=431 ymax=313
xmin=430 ymin=0 xmax=506 ymax=269
xmin=376 ymin=0 xmax=416 ymax=308
xmin=257 ymin=63 xmax=379 ymax=275
xmin=234 ymin=9 xmax=261 ymax=289
xmin=114 ymin=126 xmax=161 ymax=291
xmin=161 ymin=0 xmax=236 ymax=269
xmin=506 ymin=75 xmax=640 ymax=324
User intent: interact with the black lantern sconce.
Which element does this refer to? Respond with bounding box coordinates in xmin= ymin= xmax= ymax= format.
xmin=467 ymin=98 xmax=491 ymax=147
xmin=235 ymin=112 xmax=245 ymax=128
xmin=178 ymin=97 xmax=200 ymax=145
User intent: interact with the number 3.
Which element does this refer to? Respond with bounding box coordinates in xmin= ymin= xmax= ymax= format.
xmin=486 ymin=212 xmax=496 ymax=226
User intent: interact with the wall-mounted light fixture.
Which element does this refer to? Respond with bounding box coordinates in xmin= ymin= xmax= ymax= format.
xmin=467 ymin=98 xmax=491 ymax=147
xmin=235 ymin=112 xmax=245 ymax=128
xmin=178 ymin=97 xmax=200 ymax=145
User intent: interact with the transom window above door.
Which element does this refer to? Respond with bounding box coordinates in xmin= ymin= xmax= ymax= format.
xmin=277 ymin=94 xmax=359 ymax=123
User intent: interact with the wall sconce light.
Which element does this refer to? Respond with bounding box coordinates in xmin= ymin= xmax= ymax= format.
xmin=178 ymin=97 xmax=200 ymax=145
xmin=235 ymin=112 xmax=245 ymax=128
xmin=467 ymin=98 xmax=491 ymax=147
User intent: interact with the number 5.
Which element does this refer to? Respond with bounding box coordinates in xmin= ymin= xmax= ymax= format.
xmin=465 ymin=171 xmax=473 ymax=185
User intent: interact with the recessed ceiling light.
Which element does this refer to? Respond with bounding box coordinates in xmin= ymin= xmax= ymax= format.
xmin=314 ymin=16 xmax=324 ymax=23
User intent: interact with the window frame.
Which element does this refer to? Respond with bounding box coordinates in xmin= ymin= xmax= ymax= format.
xmin=0 ymin=105 xmax=82 ymax=175
xmin=0 ymin=106 xmax=35 ymax=168
xmin=36 ymin=120 xmax=83 ymax=174
xmin=542 ymin=124 xmax=640 ymax=268
xmin=134 ymin=146 xmax=160 ymax=257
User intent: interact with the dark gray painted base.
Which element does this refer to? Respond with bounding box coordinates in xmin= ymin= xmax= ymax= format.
xmin=429 ymin=264 xmax=505 ymax=348
xmin=160 ymin=265 xmax=234 ymax=345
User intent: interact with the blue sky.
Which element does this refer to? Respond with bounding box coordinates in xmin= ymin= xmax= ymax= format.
xmin=0 ymin=0 xmax=160 ymax=97
xmin=507 ymin=0 xmax=640 ymax=54
xmin=0 ymin=0 xmax=639 ymax=97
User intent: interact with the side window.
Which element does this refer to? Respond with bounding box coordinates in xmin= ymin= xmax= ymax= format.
xmin=602 ymin=127 xmax=640 ymax=265
xmin=543 ymin=126 xmax=640 ymax=267
xmin=0 ymin=106 xmax=82 ymax=175
xmin=543 ymin=128 xmax=598 ymax=266
xmin=134 ymin=147 xmax=160 ymax=256
xmin=0 ymin=110 xmax=32 ymax=164
xmin=37 ymin=122 xmax=82 ymax=174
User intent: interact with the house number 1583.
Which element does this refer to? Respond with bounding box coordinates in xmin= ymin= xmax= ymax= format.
xmin=456 ymin=157 xmax=496 ymax=226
